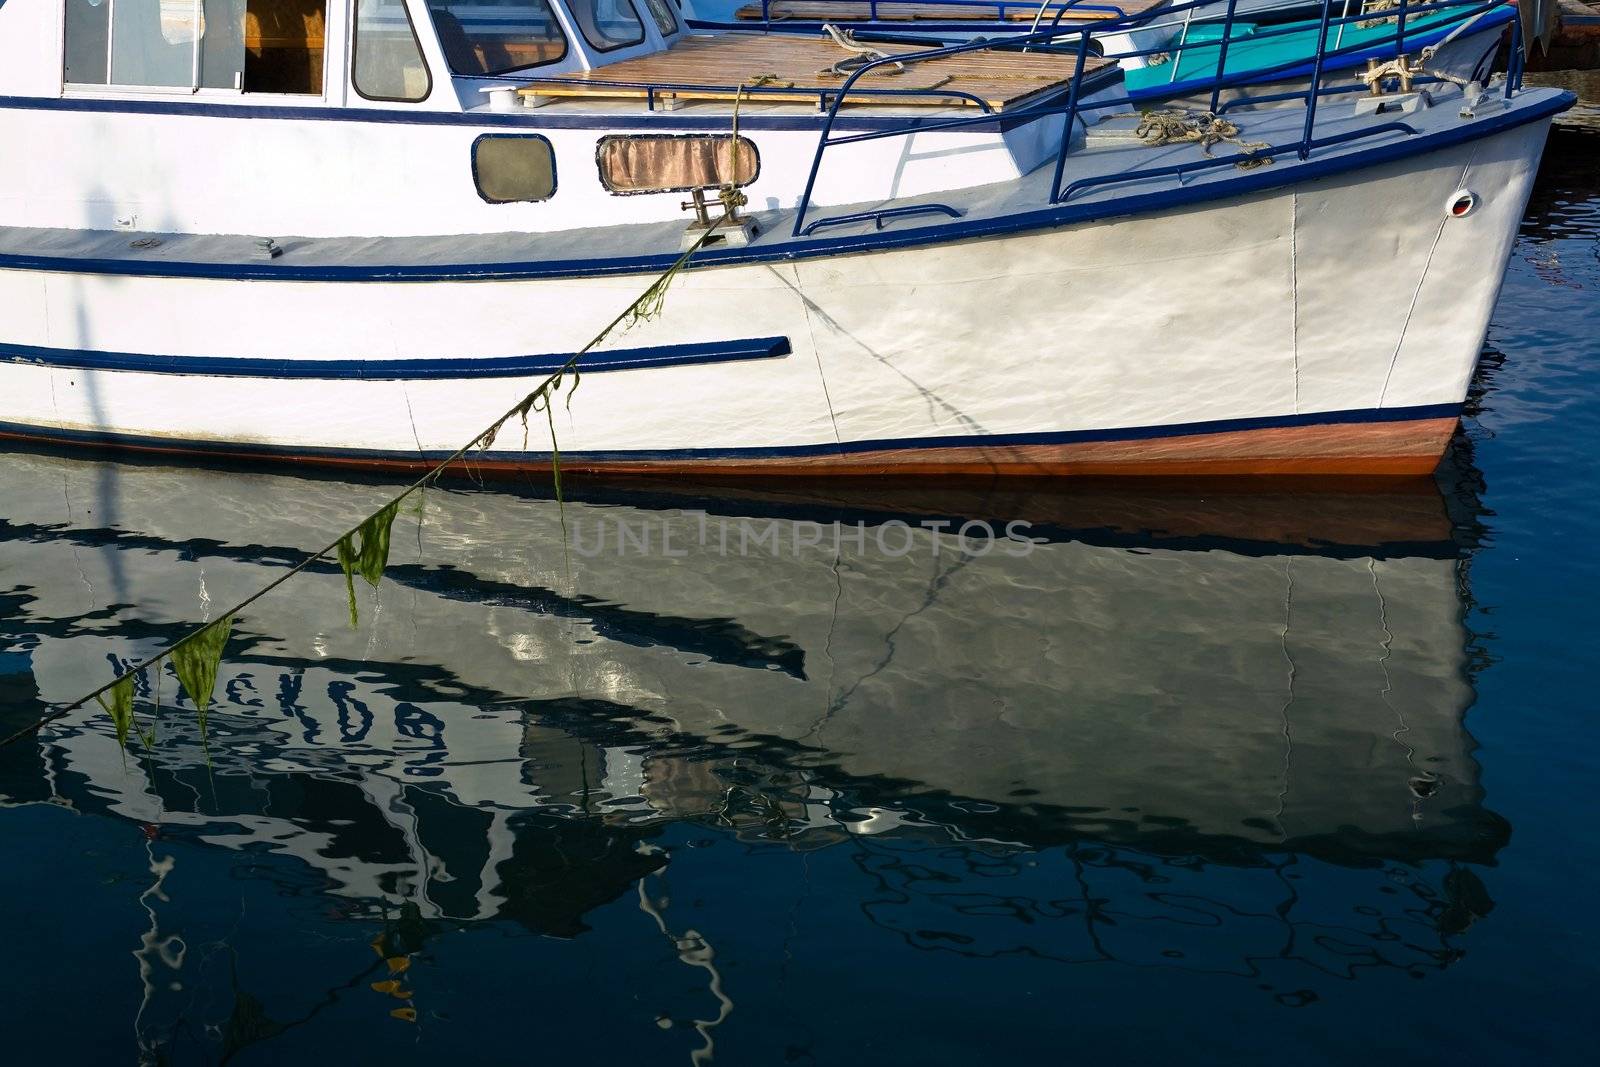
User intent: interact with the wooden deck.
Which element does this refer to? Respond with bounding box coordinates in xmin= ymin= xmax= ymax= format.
xmin=731 ymin=1 xmax=1165 ymax=22
xmin=517 ymin=32 xmax=1111 ymax=111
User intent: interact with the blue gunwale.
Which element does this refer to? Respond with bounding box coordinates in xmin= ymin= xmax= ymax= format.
xmin=0 ymin=336 xmax=793 ymax=379
xmin=0 ymin=403 xmax=1462 ymax=463
xmin=0 ymin=88 xmax=1572 ymax=284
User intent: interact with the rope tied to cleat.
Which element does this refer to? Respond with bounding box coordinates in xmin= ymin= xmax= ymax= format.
xmin=1357 ymin=2 xmax=1506 ymax=93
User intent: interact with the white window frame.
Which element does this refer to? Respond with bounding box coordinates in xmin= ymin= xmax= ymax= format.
xmin=59 ymin=0 xmax=341 ymax=105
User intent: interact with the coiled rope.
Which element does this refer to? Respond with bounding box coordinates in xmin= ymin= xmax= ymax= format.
xmin=818 ymin=23 xmax=906 ymax=77
xmin=1119 ymin=108 xmax=1274 ymax=158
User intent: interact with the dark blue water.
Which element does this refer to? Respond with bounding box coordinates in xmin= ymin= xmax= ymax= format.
xmin=2 ymin=103 xmax=1597 ymax=1064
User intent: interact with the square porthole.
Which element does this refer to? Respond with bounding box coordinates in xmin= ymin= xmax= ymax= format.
xmin=473 ymin=136 xmax=557 ymax=204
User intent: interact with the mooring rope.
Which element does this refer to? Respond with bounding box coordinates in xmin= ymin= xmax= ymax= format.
xmin=1359 ymin=5 xmax=1504 ymax=95
xmin=721 ymin=73 xmax=781 ymax=217
xmin=0 ymin=218 xmax=733 ymax=750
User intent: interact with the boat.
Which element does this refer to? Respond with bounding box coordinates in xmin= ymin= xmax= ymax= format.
xmin=0 ymin=0 xmax=1574 ymax=477
xmin=1123 ymin=0 xmax=1517 ymax=102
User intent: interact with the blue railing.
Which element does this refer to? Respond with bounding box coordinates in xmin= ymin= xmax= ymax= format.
xmin=744 ymin=0 xmax=1132 ymax=23
xmin=790 ymin=0 xmax=1525 ymax=236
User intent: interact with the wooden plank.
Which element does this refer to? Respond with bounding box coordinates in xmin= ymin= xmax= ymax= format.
xmin=517 ymin=32 xmax=1110 ymax=111
xmin=731 ymin=0 xmax=1165 ymax=21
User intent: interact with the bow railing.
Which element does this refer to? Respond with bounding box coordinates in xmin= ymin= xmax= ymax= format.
xmin=790 ymin=0 xmax=1525 ymax=237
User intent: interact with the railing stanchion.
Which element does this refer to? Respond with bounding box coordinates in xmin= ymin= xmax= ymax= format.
xmin=1171 ymin=4 xmax=1196 ymax=85
xmin=1507 ymin=9 xmax=1522 ymax=98
xmin=1299 ymin=0 xmax=1338 ymax=160
xmin=1049 ymin=29 xmax=1092 ymax=204
xmin=1395 ymin=0 xmax=1410 ymax=60
xmin=1209 ymin=0 xmax=1241 ymax=115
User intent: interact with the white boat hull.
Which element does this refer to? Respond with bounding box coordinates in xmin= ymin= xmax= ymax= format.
xmin=0 ymin=114 xmax=1548 ymax=476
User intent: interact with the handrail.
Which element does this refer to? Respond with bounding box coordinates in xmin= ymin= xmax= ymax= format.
xmin=800 ymin=203 xmax=963 ymax=235
xmin=793 ymin=0 xmax=1504 ymax=142
xmin=789 ymin=0 xmax=1524 ymax=237
xmin=752 ymin=0 xmax=1129 ymax=20
xmin=1056 ymin=121 xmax=1418 ymax=200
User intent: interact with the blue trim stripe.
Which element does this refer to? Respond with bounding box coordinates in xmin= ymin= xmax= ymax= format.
xmin=0 ymin=93 xmax=1025 ymax=134
xmin=0 ymin=91 xmax=1574 ymax=284
xmin=0 ymin=403 xmax=1461 ymax=465
xmin=0 ymin=336 xmax=791 ymax=380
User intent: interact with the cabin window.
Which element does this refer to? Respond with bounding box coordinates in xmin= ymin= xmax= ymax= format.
xmin=426 ymin=0 xmax=568 ymax=77
xmin=640 ymin=0 xmax=677 ymax=36
xmin=596 ymin=135 xmax=758 ymax=195
xmin=353 ymin=0 xmax=433 ymax=101
xmin=567 ymin=0 xmax=645 ymax=52
xmin=62 ymin=0 xmax=326 ymax=94
xmin=472 ymin=136 xmax=557 ymax=203
xmin=243 ymin=0 xmax=327 ymax=94
xmin=63 ymin=0 xmax=112 ymax=84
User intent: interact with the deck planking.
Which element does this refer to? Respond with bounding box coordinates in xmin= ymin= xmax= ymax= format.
xmin=517 ymin=32 xmax=1111 ymax=110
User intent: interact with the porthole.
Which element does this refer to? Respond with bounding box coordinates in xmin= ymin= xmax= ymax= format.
xmin=596 ymin=135 xmax=759 ymax=196
xmin=473 ymin=136 xmax=557 ymax=204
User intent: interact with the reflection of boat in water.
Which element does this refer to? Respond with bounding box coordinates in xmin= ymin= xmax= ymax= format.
xmin=0 ymin=451 xmax=1504 ymax=1054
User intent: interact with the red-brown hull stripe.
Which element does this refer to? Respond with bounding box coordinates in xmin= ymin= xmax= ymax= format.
xmin=0 ymin=416 xmax=1459 ymax=479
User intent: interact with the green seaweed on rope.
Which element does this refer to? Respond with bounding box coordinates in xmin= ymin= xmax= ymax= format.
xmin=94 ymin=674 xmax=137 ymax=755
xmin=171 ymin=614 xmax=233 ymax=737
xmin=336 ymin=500 xmax=403 ymax=628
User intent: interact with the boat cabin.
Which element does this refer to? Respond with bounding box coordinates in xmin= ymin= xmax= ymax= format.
xmin=0 ymin=0 xmax=1103 ymax=112
xmin=0 ymin=0 xmax=687 ymax=108
xmin=0 ymin=0 xmax=1105 ymax=239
